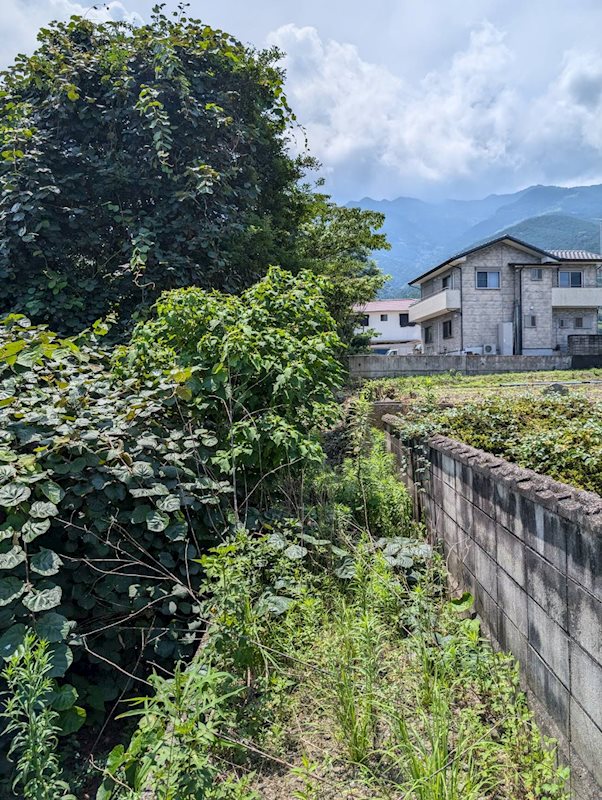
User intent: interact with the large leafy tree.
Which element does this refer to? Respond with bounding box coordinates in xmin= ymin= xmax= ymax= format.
xmin=292 ymin=192 xmax=390 ymax=349
xmin=0 ymin=6 xmax=307 ymax=332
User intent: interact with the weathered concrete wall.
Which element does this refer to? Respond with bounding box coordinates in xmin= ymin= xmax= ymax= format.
xmin=350 ymin=353 xmax=573 ymax=379
xmin=382 ymin=417 xmax=602 ymax=800
xmin=569 ymin=335 xmax=602 ymax=356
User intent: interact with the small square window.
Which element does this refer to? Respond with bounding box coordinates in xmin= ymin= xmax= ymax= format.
xmin=524 ymin=315 xmax=537 ymax=328
xmin=531 ymin=268 xmax=543 ymax=281
xmin=424 ymin=326 xmax=433 ymax=344
xmin=575 ymin=317 xmax=584 ymax=329
xmin=399 ymin=313 xmax=409 ymax=326
xmin=360 ymin=314 xmax=369 ymax=327
xmin=380 ymin=313 xmax=388 ymax=322
xmin=442 ymin=320 xmax=453 ymax=339
xmin=558 ymin=319 xmax=566 ymax=328
xmin=442 ymin=275 xmax=452 ymax=289
xmin=476 ymin=271 xmax=500 ymax=289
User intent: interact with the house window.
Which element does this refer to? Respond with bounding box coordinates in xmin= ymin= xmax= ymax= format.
xmin=574 ymin=317 xmax=592 ymax=329
xmin=558 ymin=319 xmax=566 ymax=328
xmin=442 ymin=274 xmax=452 ymax=289
xmin=442 ymin=320 xmax=453 ymax=339
xmin=524 ymin=315 xmax=537 ymax=328
xmin=531 ymin=268 xmax=543 ymax=281
xmin=380 ymin=314 xmax=388 ymax=322
xmin=399 ymin=313 xmax=408 ymax=326
xmin=360 ymin=314 xmax=369 ymax=327
xmin=424 ymin=326 xmax=433 ymax=344
xmin=558 ymin=270 xmax=582 ymax=288
xmin=476 ymin=271 xmax=500 ymax=289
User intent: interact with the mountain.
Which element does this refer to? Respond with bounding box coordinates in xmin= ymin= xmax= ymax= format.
xmin=349 ymin=184 xmax=602 ymax=295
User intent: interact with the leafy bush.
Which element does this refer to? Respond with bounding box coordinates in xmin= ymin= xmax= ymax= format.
xmin=0 ymin=268 xmax=343 ymax=716
xmin=391 ymin=393 xmax=602 ymax=494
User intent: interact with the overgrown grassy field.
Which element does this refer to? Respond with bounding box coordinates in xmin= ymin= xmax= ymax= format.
xmin=363 ymin=370 xmax=602 ymax=494
xmin=88 ymin=420 xmax=568 ymax=799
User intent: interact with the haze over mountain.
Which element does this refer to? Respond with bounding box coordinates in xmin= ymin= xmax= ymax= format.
xmin=350 ymin=184 xmax=602 ymax=296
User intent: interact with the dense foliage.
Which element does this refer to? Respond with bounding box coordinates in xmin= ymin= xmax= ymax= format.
xmin=384 ymin=388 xmax=602 ymax=494
xmin=291 ymin=193 xmax=389 ymax=349
xmin=0 ymin=268 xmax=342 ymax=747
xmin=90 ymin=430 xmax=568 ymax=800
xmin=0 ymin=6 xmax=308 ymax=332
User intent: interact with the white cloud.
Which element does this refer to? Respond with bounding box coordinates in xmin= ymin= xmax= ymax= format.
xmin=269 ymin=21 xmax=521 ymax=199
xmin=269 ymin=20 xmax=602 ymax=200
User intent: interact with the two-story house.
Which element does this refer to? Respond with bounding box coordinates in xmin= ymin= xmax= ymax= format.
xmin=354 ymin=299 xmax=421 ymax=354
xmin=407 ymin=236 xmax=602 ymax=355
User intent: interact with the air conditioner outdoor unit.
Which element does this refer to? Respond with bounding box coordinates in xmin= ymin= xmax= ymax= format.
xmin=483 ymin=343 xmax=498 ymax=355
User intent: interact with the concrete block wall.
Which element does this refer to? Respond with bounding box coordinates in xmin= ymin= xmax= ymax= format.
xmin=383 ymin=418 xmax=602 ymax=800
xmin=349 ymin=353 xmax=574 ymax=379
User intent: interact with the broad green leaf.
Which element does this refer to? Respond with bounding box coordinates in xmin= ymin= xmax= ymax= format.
xmin=146 ymin=509 xmax=169 ymax=532
xmin=58 ymin=705 xmax=86 ymax=735
xmin=35 ymin=612 xmax=72 ymax=643
xmin=31 ymin=548 xmax=63 ymax=576
xmin=39 ymin=481 xmax=64 ymax=504
xmin=0 ymin=546 xmax=26 ymax=570
xmin=0 ymin=576 xmax=25 ymax=606
xmin=49 ymin=683 xmax=78 ymax=711
xmin=0 ymin=623 xmax=27 ymax=660
xmin=156 ymin=494 xmax=180 ymax=512
xmin=132 ymin=461 xmax=154 ymax=479
xmin=450 ymin=592 xmax=474 ymax=613
xmin=0 ymin=483 xmax=31 ymax=507
xmin=29 ymin=501 xmax=59 ymax=519
xmin=22 ymin=585 xmax=62 ymax=612
xmin=22 ymin=517 xmax=51 ymax=542
xmin=283 ymin=544 xmax=307 ymax=560
xmin=48 ymin=643 xmax=73 ymax=678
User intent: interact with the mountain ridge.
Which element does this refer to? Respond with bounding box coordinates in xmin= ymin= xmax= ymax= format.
xmin=349 ymin=184 xmax=602 ymax=295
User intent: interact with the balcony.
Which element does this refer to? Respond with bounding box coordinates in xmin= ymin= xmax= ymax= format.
xmin=551 ymin=287 xmax=602 ymax=308
xmin=408 ymin=289 xmax=461 ymax=323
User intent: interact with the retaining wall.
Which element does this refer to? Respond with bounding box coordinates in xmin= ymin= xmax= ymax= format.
xmin=350 ymin=353 xmax=575 ymax=379
xmin=382 ymin=416 xmax=602 ymax=799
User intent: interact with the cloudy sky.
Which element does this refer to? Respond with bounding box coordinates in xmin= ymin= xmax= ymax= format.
xmin=4 ymin=0 xmax=602 ymax=202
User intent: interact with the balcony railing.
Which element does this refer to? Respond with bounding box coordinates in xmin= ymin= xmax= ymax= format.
xmin=408 ymin=289 xmax=461 ymax=323
xmin=551 ymin=287 xmax=602 ymax=308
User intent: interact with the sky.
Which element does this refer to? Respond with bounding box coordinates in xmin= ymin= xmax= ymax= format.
xmin=4 ymin=1 xmax=602 ymax=203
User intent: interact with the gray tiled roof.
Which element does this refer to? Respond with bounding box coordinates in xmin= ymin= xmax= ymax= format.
xmin=549 ymin=249 xmax=602 ymax=260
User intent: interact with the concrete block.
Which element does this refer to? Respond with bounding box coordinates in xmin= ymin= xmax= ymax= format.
xmin=568 ymin=579 xmax=602 ymax=663
xmin=525 ymin=548 xmax=568 ymax=631
xmin=567 ymin=525 xmax=602 ymax=603
xmin=528 ymin=597 xmax=570 ymax=687
xmin=474 ymin=585 xmax=498 ymax=639
xmin=441 ymin=453 xmax=455 ymax=485
xmin=525 ymin=644 xmax=570 ymax=738
xmin=457 ymin=461 xmax=474 ymax=503
xmin=472 ymin=470 xmax=496 ymax=519
xmin=496 ymin=525 xmax=526 ymax=587
xmin=530 ymin=507 xmax=568 ymax=572
xmin=497 ymin=610 xmax=528 ymax=666
xmin=474 ymin=545 xmax=498 ymax=601
xmin=570 ymin=699 xmax=602 ymax=788
xmin=472 ymin=506 xmax=496 ymax=556
xmin=498 ymin=569 xmax=528 ymax=635
xmin=570 ymin=642 xmax=602 ymax=731
xmin=494 ymin=480 xmax=518 ymax=533
xmin=456 ymin=491 xmax=474 ymax=534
